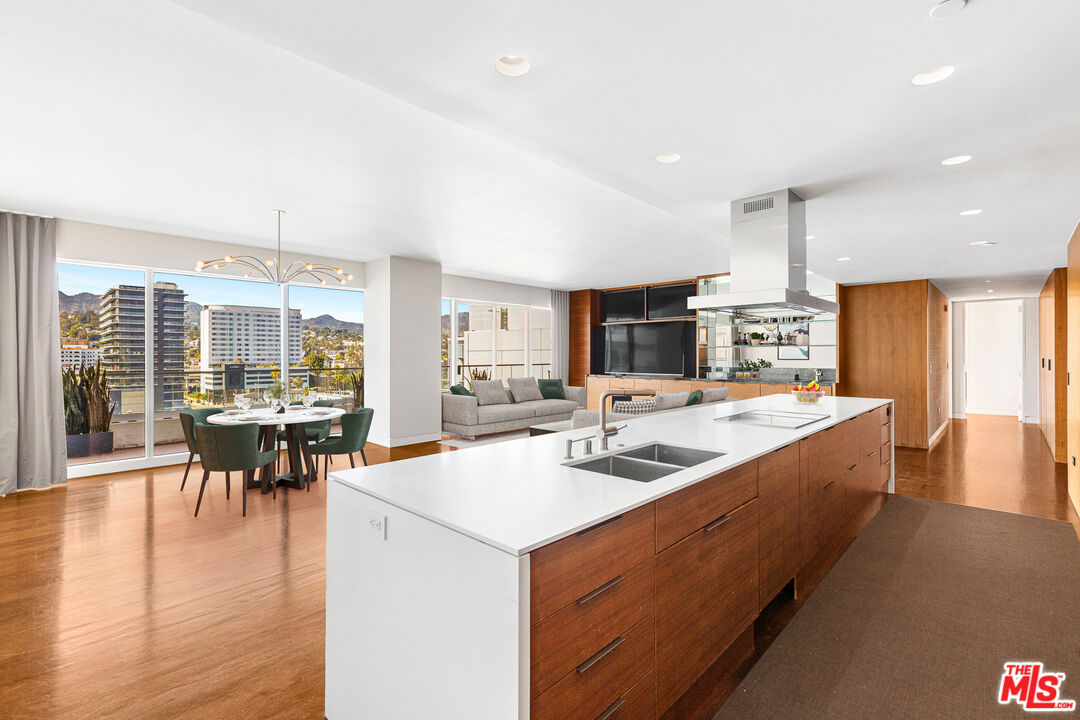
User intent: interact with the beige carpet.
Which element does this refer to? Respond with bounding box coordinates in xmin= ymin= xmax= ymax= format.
xmin=438 ymin=429 xmax=530 ymax=449
xmin=716 ymin=496 xmax=1080 ymax=719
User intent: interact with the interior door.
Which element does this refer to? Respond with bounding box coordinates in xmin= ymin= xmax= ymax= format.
xmin=964 ymin=300 xmax=1022 ymax=418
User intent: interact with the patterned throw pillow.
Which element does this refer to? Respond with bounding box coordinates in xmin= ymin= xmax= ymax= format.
xmin=611 ymin=399 xmax=656 ymax=415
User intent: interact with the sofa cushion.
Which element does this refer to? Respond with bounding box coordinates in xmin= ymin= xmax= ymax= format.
xmin=477 ymin=403 xmax=535 ymax=424
xmin=685 ymin=389 xmax=703 ymax=406
xmin=471 ymin=379 xmax=511 ymax=406
xmin=654 ymin=392 xmax=689 ymax=410
xmin=449 ymin=383 xmax=473 ymax=396
xmin=537 ymin=378 xmax=566 ymax=400
xmin=517 ymin=399 xmax=580 ymax=417
xmin=442 ymin=393 xmax=478 ymax=426
xmin=702 ymin=387 xmax=729 ymax=403
xmin=507 ymin=377 xmax=544 ymax=403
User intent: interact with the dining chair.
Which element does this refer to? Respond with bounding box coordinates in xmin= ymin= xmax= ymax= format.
xmin=276 ymin=399 xmax=335 ymax=472
xmin=193 ymin=422 xmax=278 ymax=517
xmin=178 ymin=408 xmax=224 ymax=491
xmin=308 ymin=408 xmax=375 ymax=485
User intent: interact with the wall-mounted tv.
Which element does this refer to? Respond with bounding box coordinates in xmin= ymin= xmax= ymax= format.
xmin=603 ymin=321 xmax=691 ymax=376
xmin=601 ymin=288 xmax=646 ymax=323
xmin=646 ymin=282 xmax=696 ymax=320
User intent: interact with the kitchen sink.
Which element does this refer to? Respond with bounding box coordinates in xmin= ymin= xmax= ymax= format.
xmin=566 ymin=443 xmax=725 ymax=483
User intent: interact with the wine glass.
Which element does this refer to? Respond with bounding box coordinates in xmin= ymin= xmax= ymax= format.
xmin=302 ymin=389 xmax=317 ymax=409
xmin=238 ymin=394 xmax=252 ymax=412
xmin=262 ymin=389 xmax=272 ymax=409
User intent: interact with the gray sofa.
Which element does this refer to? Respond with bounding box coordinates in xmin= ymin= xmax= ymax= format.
xmin=570 ymin=388 xmax=730 ymax=429
xmin=442 ymin=379 xmax=586 ymax=438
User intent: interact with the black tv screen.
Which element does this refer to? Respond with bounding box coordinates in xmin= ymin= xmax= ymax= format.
xmin=604 ymin=321 xmax=687 ymax=375
xmin=647 ymin=283 xmax=695 ymax=319
xmin=602 ymin=288 xmax=646 ymax=323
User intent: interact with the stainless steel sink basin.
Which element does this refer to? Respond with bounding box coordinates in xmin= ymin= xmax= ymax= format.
xmin=566 ymin=443 xmax=726 ymax=483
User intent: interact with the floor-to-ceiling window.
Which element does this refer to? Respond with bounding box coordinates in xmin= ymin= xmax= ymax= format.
xmin=441 ymin=298 xmax=551 ymax=390
xmin=59 ymin=260 xmax=364 ymax=475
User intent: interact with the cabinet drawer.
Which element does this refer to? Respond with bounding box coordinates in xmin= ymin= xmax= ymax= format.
xmin=805 ymin=422 xmax=852 ymax=493
xmin=609 ymin=377 xmax=636 ymax=391
xmin=880 ymin=421 xmax=891 ymax=445
xmin=600 ymin=669 xmax=655 ymax=720
xmin=722 ymin=382 xmax=761 ymax=399
xmin=656 ymin=498 xmax=758 ymax=714
xmin=532 ymin=614 xmax=655 ymax=720
xmin=531 ymin=504 xmax=655 ymax=624
xmin=876 ymin=404 xmax=890 ymax=426
xmin=531 ymin=557 xmax=654 ymax=698
xmin=880 ymin=443 xmax=892 ymax=485
xmin=655 ymin=461 xmax=757 ymax=551
xmin=857 ymin=411 xmax=880 ymax=459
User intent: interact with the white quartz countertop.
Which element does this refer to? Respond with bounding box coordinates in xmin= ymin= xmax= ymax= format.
xmin=330 ymin=394 xmax=891 ymax=556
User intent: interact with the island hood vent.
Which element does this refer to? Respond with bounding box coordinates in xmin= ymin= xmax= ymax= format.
xmin=688 ymin=188 xmax=839 ymax=318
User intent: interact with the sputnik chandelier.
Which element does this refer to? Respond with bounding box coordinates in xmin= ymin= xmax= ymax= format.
xmin=195 ymin=210 xmax=352 ymax=285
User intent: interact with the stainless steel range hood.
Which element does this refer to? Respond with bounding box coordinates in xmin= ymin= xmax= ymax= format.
xmin=689 ymin=189 xmax=839 ymax=318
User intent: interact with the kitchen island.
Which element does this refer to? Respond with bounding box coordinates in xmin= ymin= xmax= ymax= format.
xmin=326 ymin=393 xmax=893 ymax=719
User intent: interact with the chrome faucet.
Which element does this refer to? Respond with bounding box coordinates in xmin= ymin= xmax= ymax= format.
xmin=597 ymin=389 xmax=656 ymax=450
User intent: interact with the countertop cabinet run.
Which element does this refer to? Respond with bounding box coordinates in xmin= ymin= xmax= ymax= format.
xmin=757 ymin=443 xmax=801 ymax=611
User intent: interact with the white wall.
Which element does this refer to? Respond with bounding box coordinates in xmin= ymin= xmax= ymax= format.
xmin=1021 ymin=297 xmax=1039 ymax=424
xmin=366 ymin=256 xmax=443 ymax=447
xmin=951 ymin=302 xmax=966 ymax=418
xmin=442 ymin=274 xmax=550 ymax=308
xmin=962 ymin=299 xmax=1024 ymax=417
xmin=55 ymin=219 xmax=366 ymax=285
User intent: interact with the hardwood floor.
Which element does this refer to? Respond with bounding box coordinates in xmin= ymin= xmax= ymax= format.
xmin=1 ymin=416 xmax=1076 ymax=719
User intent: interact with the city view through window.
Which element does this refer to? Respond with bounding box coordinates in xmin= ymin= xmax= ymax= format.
xmin=59 ymin=262 xmax=364 ymax=467
xmin=441 ymin=298 xmax=551 ymax=391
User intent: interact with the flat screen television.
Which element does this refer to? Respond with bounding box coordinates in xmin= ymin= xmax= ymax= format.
xmin=601 ymin=288 xmax=646 ymax=323
xmin=604 ymin=321 xmax=689 ymax=375
xmin=647 ymin=283 xmax=695 ymax=319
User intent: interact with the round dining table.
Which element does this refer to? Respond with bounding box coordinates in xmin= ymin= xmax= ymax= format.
xmin=207 ymin=405 xmax=345 ymax=493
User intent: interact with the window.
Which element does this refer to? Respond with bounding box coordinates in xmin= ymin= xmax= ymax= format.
xmin=290 ymin=284 xmax=365 ymax=407
xmin=442 ymin=298 xmax=550 ymax=390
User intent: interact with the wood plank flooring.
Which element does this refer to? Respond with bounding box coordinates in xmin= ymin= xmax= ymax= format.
xmin=1 ymin=417 xmax=1076 ymax=719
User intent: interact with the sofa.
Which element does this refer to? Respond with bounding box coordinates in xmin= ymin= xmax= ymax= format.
xmin=442 ymin=377 xmax=586 ymax=438
xmin=570 ymin=388 xmax=730 ymax=429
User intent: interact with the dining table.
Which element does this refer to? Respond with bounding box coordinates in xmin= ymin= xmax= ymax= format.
xmin=206 ymin=405 xmax=346 ymax=493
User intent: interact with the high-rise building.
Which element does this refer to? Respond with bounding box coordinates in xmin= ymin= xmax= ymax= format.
xmin=199 ymin=304 xmax=302 ymax=393
xmin=99 ymin=282 xmax=187 ymax=412
xmin=60 ymin=344 xmax=100 ymax=370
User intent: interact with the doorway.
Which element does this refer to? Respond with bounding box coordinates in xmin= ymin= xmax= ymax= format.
xmin=963 ymin=299 xmax=1023 ymax=418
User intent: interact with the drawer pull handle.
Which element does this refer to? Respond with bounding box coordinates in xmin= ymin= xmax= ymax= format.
xmin=883 ymin=457 xmax=891 ymax=465
xmin=824 ymin=480 xmax=836 ymax=489
xmin=848 ymin=464 xmax=857 ymax=471
xmin=577 ymin=575 xmax=625 ymax=605
xmin=595 ymin=697 xmax=625 ymax=720
xmin=576 ymin=636 xmax=624 ymax=675
xmin=577 ymin=514 xmax=623 ymax=537
xmin=704 ymin=514 xmax=731 ymax=532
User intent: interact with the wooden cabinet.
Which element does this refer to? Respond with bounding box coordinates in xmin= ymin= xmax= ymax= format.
xmin=1038 ymin=268 xmax=1067 ymax=463
xmin=655 ymin=498 xmax=758 ymax=715
xmin=530 ymin=505 xmax=655 ymax=624
xmin=605 ymin=669 xmax=656 ymax=720
xmin=757 ymin=443 xmax=800 ymax=610
xmin=837 ymin=280 xmax=948 ymax=448
xmin=721 ymin=382 xmax=761 ymax=399
xmin=655 ymin=461 xmax=757 ymax=551
xmin=802 ymin=419 xmax=857 ymax=555
xmin=586 ymin=375 xmax=829 ymax=409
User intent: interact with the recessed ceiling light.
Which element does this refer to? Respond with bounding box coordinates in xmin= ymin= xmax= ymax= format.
xmin=655 ymin=153 xmax=681 ymax=164
xmin=836 ymin=257 xmax=851 ymax=262
xmin=985 ymin=279 xmax=992 ymax=283
xmin=806 ymin=234 xmax=815 ymax=240
xmin=494 ymin=56 xmax=529 ymax=77
xmin=930 ymin=0 xmax=967 ymax=18
xmin=912 ymin=65 xmax=955 ymax=86
xmin=969 ymin=241 xmax=997 ymax=247
xmin=806 ymin=270 xmax=815 ymax=276
xmin=987 ymin=289 xmax=995 ymax=293
xmin=960 ymin=209 xmax=983 ymax=216
xmin=941 ymin=155 xmax=972 ymax=166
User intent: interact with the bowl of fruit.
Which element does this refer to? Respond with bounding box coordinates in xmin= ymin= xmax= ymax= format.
xmin=792 ymin=381 xmax=824 ymax=403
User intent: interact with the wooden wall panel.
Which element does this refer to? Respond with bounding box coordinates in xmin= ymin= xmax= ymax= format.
xmin=926 ymin=282 xmax=949 ymax=446
xmin=569 ymin=290 xmax=600 ymax=387
xmin=1067 ymin=226 xmax=1080 ymax=515
xmin=1039 ymin=268 xmax=1068 ymax=463
xmin=837 ymin=280 xmax=930 ymax=448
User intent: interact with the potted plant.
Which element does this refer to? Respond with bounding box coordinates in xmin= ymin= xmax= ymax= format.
xmin=64 ymin=360 xmax=116 ymax=458
xmin=349 ymin=370 xmax=364 ymax=409
xmin=749 ymin=332 xmax=763 ymax=347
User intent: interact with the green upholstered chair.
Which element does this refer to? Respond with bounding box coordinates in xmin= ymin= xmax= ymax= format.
xmin=179 ymin=408 xmax=224 ymax=491
xmin=276 ymin=399 xmax=335 ymax=472
xmin=309 ymin=409 xmax=374 ymax=484
xmin=193 ymin=422 xmax=277 ymax=517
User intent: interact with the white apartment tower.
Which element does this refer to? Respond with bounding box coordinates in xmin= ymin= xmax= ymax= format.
xmin=199 ymin=304 xmax=302 ymax=369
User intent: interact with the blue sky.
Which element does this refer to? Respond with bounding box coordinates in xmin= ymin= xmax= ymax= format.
xmin=58 ymin=263 xmax=364 ymax=323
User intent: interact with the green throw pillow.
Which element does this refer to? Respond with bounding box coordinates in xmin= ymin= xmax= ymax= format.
xmin=449 ymin=384 xmax=474 ymax=397
xmin=685 ymin=389 xmax=703 ymax=406
xmin=537 ymin=378 xmax=565 ymax=400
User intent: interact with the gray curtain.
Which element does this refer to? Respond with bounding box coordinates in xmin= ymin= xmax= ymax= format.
xmin=550 ymin=289 xmax=571 ymax=383
xmin=0 ymin=213 xmax=67 ymax=494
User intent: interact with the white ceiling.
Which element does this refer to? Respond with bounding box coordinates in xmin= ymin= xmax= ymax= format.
xmin=3 ymin=0 xmax=1079 ymax=294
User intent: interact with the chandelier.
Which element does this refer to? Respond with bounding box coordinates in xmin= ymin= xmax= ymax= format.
xmin=195 ymin=210 xmax=352 ymax=285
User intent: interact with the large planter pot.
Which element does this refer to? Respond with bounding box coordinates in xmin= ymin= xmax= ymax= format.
xmin=66 ymin=431 xmax=114 ymax=458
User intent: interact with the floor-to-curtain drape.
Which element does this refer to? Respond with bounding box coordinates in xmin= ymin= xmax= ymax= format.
xmin=549 ymin=289 xmax=570 ymax=383
xmin=0 ymin=212 xmax=67 ymax=494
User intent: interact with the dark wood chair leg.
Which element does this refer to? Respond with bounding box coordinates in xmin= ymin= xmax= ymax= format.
xmin=194 ymin=470 xmax=211 ymax=517
xmin=225 ymin=471 xmax=230 ymax=499
xmin=324 ymin=455 xmax=329 ymax=482
xmin=181 ymin=452 xmax=194 ymax=490
xmin=349 ymin=453 xmax=355 ymax=468
xmin=242 ymin=469 xmax=250 ymax=517
xmin=360 ymin=448 xmax=368 ymax=466
xmin=328 ymin=455 xmax=333 ymax=466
